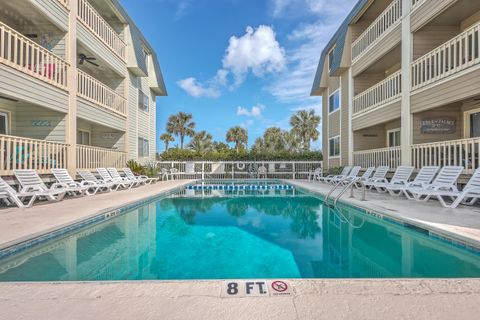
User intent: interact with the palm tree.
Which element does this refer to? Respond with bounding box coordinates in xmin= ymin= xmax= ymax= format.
xmin=263 ymin=127 xmax=285 ymax=152
xmin=226 ymin=126 xmax=248 ymax=152
xmin=159 ymin=133 xmax=174 ymax=152
xmin=188 ymin=131 xmax=213 ymax=154
xmin=290 ymin=110 xmax=321 ymax=151
xmin=166 ymin=112 xmax=196 ymax=149
xmin=282 ymin=130 xmax=302 ymax=153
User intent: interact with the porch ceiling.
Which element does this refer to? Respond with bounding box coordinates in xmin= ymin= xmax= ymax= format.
xmin=428 ymin=1 xmax=480 ymax=27
xmin=77 ymin=42 xmax=124 ymax=85
xmin=0 ymin=0 xmax=62 ymax=34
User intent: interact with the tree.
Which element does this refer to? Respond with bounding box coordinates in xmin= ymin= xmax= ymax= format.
xmin=226 ymin=126 xmax=248 ymax=152
xmin=213 ymin=141 xmax=230 ymax=152
xmin=263 ymin=127 xmax=285 ymax=152
xmin=282 ymin=130 xmax=302 ymax=153
xmin=188 ymin=131 xmax=213 ymax=155
xmin=159 ymin=133 xmax=174 ymax=152
xmin=290 ymin=110 xmax=321 ymax=151
xmin=166 ymin=112 xmax=195 ymax=149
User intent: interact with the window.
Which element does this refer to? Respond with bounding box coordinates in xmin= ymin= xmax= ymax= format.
xmin=0 ymin=111 xmax=8 ymax=135
xmin=329 ymin=136 xmax=340 ymax=158
xmin=470 ymin=112 xmax=480 ymax=138
xmin=328 ymin=46 xmax=335 ymax=71
xmin=138 ymin=90 xmax=149 ymax=112
xmin=387 ymin=129 xmax=401 ymax=147
xmin=77 ymin=130 xmax=90 ymax=145
xmin=138 ymin=137 xmax=149 ymax=157
xmin=329 ymin=90 xmax=340 ymax=113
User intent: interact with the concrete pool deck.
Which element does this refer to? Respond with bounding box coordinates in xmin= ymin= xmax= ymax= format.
xmin=288 ymin=180 xmax=480 ymax=248
xmin=0 ymin=178 xmax=480 ymax=319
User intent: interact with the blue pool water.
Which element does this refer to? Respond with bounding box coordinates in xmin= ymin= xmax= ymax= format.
xmin=0 ymin=182 xmax=479 ymax=281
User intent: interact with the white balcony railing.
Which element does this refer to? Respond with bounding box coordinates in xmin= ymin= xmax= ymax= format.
xmin=0 ymin=21 xmax=69 ymax=90
xmin=76 ymin=145 xmax=127 ymax=170
xmin=77 ymin=70 xmax=127 ymax=116
xmin=353 ymin=70 xmax=402 ymax=114
xmin=412 ymin=21 xmax=480 ymax=90
xmin=353 ymin=147 xmax=402 ymax=169
xmin=77 ymin=0 xmax=126 ymax=60
xmin=411 ymin=137 xmax=480 ymax=174
xmin=0 ymin=134 xmax=68 ymax=175
xmin=351 ymin=0 xmax=402 ymax=62
xmin=156 ymin=161 xmax=323 ymax=180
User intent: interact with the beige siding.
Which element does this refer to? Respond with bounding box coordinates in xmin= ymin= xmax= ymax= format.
xmin=411 ymin=0 xmax=458 ymax=32
xmin=340 ymin=72 xmax=350 ymax=165
xmin=322 ymin=91 xmax=329 ymax=168
xmin=30 ymin=0 xmax=69 ymax=31
xmin=411 ymin=66 xmax=480 ymax=113
xmin=413 ymin=26 xmax=459 ymax=60
xmin=352 ymin=100 xmax=401 ymax=131
xmin=354 ymin=73 xmax=384 ymax=95
xmin=328 ymin=111 xmax=341 ymax=137
xmin=77 ymin=98 xmax=126 ymax=131
xmin=352 ymin=23 xmax=401 ymax=77
xmin=0 ymin=64 xmax=68 ymax=113
xmin=354 ymin=125 xmax=386 ymax=151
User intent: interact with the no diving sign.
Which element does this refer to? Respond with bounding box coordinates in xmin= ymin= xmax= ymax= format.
xmin=222 ymin=280 xmax=293 ymax=298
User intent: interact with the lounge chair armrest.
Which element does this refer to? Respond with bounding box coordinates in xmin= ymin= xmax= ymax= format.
xmin=432 ymin=185 xmax=458 ymax=192
xmin=51 ymin=183 xmax=68 ymax=190
xmin=80 ymin=181 xmax=96 ymax=187
xmin=21 ymin=186 xmax=43 ymax=193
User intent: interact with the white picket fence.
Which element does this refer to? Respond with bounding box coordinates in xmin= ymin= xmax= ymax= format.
xmin=156 ymin=161 xmax=323 ymax=180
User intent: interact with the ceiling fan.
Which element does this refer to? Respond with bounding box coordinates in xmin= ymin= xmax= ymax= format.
xmin=79 ymin=54 xmax=99 ymax=67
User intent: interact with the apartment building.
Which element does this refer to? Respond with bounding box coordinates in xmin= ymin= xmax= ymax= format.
xmin=312 ymin=0 xmax=480 ymax=174
xmin=0 ymin=0 xmax=166 ymax=176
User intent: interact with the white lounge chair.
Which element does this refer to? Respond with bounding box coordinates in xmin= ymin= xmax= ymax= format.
xmin=51 ymin=169 xmax=95 ymax=196
xmin=385 ymin=166 xmax=439 ymax=196
xmin=308 ymin=167 xmax=323 ymax=181
xmin=431 ymin=168 xmax=480 ymax=208
xmin=353 ymin=167 xmax=375 ymax=188
xmin=330 ymin=166 xmax=361 ymax=185
xmin=404 ymin=166 xmax=464 ymax=201
xmin=319 ymin=166 xmax=352 ymax=183
xmin=160 ymin=168 xmax=172 ymax=181
xmin=13 ymin=170 xmax=66 ymax=202
xmin=257 ymin=166 xmax=267 ymax=179
xmin=106 ymin=168 xmax=137 ymax=188
xmin=371 ymin=166 xmax=415 ymax=192
xmin=0 ymin=177 xmax=58 ymax=208
xmin=363 ymin=166 xmax=390 ymax=189
xmin=97 ymin=168 xmax=132 ymax=189
xmin=78 ymin=170 xmax=119 ymax=192
xmin=123 ymin=168 xmax=158 ymax=185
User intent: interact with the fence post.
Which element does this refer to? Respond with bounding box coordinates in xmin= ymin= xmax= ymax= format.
xmin=292 ymin=162 xmax=296 ymax=180
xmin=201 ymin=162 xmax=205 ymax=180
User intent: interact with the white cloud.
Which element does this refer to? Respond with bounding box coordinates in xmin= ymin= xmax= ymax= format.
xmin=223 ymin=25 xmax=286 ymax=85
xmin=177 ymin=25 xmax=286 ymax=98
xmin=269 ymin=0 xmax=356 ymax=106
xmin=237 ymin=104 xmax=265 ymax=118
xmin=177 ymin=77 xmax=221 ymax=98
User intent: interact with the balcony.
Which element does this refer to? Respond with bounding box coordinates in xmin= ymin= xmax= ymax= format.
xmin=77 ymin=0 xmax=126 ymax=60
xmin=0 ymin=134 xmax=68 ymax=175
xmin=411 ymin=21 xmax=480 ymax=91
xmin=57 ymin=0 xmax=68 ymax=9
xmin=77 ymin=70 xmax=127 ymax=117
xmin=411 ymin=137 xmax=480 ymax=174
xmin=411 ymin=0 xmax=425 ymax=10
xmin=0 ymin=21 xmax=69 ymax=90
xmin=353 ymin=147 xmax=402 ymax=169
xmin=353 ymin=71 xmax=402 ymax=115
xmin=76 ymin=145 xmax=127 ymax=171
xmin=351 ymin=0 xmax=402 ymax=63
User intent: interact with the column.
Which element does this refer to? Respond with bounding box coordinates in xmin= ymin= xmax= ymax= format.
xmin=66 ymin=0 xmax=78 ymax=175
xmin=348 ymin=68 xmax=354 ymax=166
xmin=400 ymin=0 xmax=413 ymax=165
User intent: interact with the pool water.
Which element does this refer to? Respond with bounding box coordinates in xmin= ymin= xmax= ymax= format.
xmin=0 ymin=184 xmax=479 ymax=281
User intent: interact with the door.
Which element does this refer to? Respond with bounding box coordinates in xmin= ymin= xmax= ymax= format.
xmin=470 ymin=112 xmax=480 ymax=138
xmin=0 ymin=112 xmax=8 ymax=135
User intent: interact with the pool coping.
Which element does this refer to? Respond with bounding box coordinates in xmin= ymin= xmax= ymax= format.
xmin=285 ymin=180 xmax=480 ymax=254
xmin=0 ymin=181 xmax=192 ymax=259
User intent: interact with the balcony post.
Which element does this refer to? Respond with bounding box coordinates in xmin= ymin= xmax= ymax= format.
xmin=66 ymin=0 xmax=79 ymax=176
xmin=400 ymin=0 xmax=412 ymax=166
xmin=348 ymin=68 xmax=354 ymax=166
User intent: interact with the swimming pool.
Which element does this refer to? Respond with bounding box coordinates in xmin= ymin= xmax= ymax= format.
xmin=0 ymin=180 xmax=479 ymax=281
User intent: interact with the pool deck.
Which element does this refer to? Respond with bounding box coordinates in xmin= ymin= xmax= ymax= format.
xmin=0 ymin=179 xmax=480 ymax=319
xmin=287 ymin=179 xmax=480 ymax=248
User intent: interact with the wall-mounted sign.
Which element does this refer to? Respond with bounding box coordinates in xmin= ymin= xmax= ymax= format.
xmin=31 ymin=120 xmax=51 ymax=127
xmin=421 ymin=118 xmax=456 ymax=134
xmin=102 ymin=132 xmax=117 ymax=140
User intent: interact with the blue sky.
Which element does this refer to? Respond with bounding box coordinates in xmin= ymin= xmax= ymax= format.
xmin=120 ymin=0 xmax=356 ymax=152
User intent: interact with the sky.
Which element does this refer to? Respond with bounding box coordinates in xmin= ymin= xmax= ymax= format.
xmin=120 ymin=0 xmax=357 ymax=152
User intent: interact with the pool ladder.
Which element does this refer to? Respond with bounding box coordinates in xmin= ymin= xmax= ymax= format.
xmin=325 ymin=178 xmax=361 ymax=206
